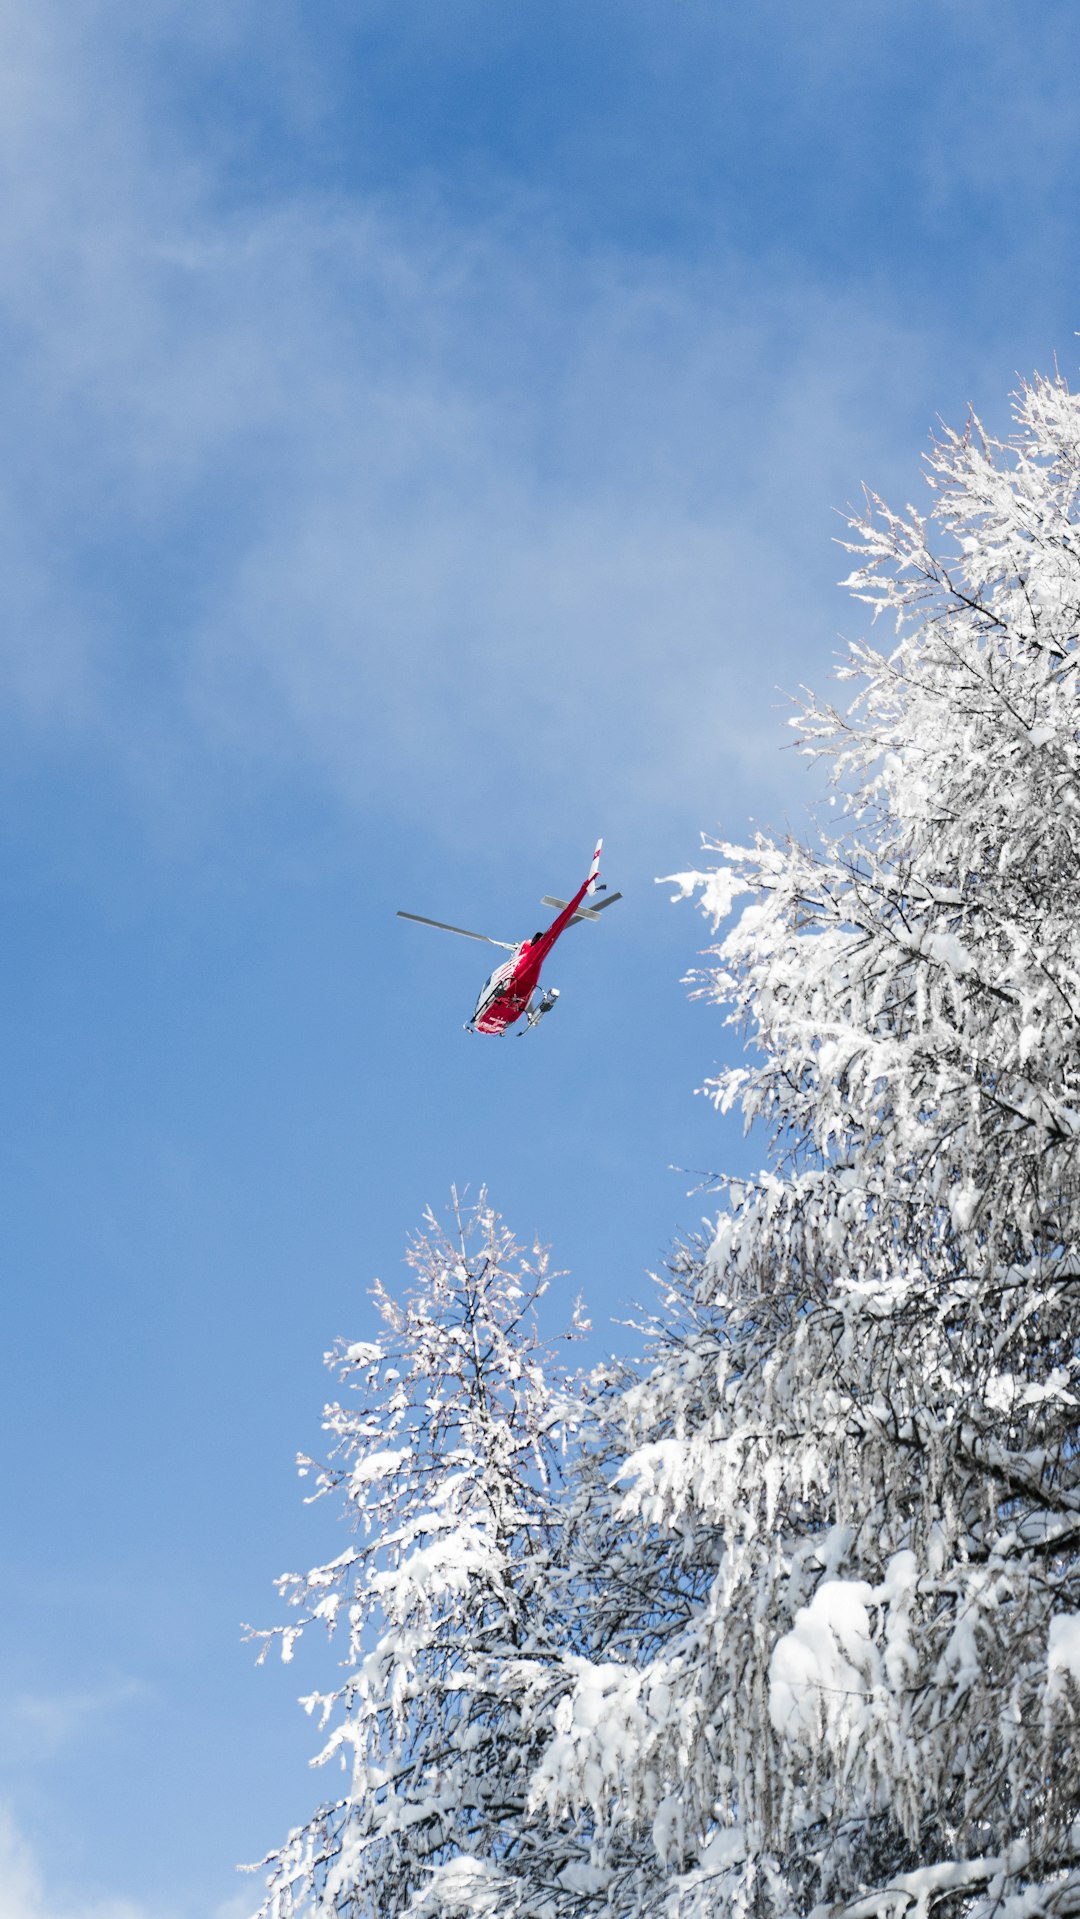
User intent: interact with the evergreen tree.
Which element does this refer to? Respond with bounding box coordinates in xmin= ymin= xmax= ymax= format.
xmin=255 ymin=366 xmax=1080 ymax=1918
xmin=579 ymin=367 xmax=1080 ymax=1917
xmin=248 ymin=1192 xmax=588 ymax=1916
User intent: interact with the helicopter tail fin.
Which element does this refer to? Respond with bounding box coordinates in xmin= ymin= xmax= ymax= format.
xmin=588 ymin=837 xmax=603 ymax=893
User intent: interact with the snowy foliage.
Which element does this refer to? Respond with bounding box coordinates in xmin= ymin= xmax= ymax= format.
xmin=247 ymin=1192 xmax=597 ymax=1917
xmin=650 ymin=369 xmax=1080 ymax=1918
xmin=254 ymin=367 xmax=1080 ymax=1917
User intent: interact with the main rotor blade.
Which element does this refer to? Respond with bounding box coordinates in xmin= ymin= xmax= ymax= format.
xmin=397 ymin=910 xmax=516 ymax=951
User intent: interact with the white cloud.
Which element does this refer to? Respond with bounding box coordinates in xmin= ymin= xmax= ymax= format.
xmin=0 ymin=1805 xmax=157 ymax=1919
xmin=0 ymin=1677 xmax=151 ymax=1768
xmin=0 ymin=1804 xmax=255 ymax=1919
xmin=0 ymin=0 xmax=1067 ymax=886
xmin=213 ymin=1896 xmax=259 ymax=1919
xmin=0 ymin=0 xmax=968 ymax=862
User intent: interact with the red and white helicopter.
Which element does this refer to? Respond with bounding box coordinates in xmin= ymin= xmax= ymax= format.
xmin=398 ymin=838 xmax=621 ymax=1034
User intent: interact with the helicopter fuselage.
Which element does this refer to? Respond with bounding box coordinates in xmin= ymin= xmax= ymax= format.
xmin=470 ymin=937 xmax=551 ymax=1034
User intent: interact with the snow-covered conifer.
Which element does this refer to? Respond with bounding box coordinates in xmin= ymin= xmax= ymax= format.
xmin=602 ymin=368 xmax=1080 ymax=1917
xmin=248 ymin=1192 xmax=588 ymax=1917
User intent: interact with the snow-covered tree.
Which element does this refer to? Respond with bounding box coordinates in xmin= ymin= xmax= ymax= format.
xmin=593 ymin=367 xmax=1080 ymax=1918
xmin=254 ymin=365 xmax=1080 ymax=1919
xmin=247 ymin=1192 xmax=589 ymax=1916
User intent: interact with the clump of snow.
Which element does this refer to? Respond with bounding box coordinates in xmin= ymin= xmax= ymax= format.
xmin=1047 ymin=1614 xmax=1080 ymax=1694
xmin=949 ymin=1178 xmax=981 ymax=1230
xmin=985 ymin=1368 xmax=1075 ymax=1414
xmin=921 ymin=930 xmax=974 ymax=974
xmin=769 ymin=1579 xmax=875 ymax=1747
xmin=657 ymin=863 xmax=753 ymax=929
xmin=347 ymin=1447 xmax=410 ymax=1488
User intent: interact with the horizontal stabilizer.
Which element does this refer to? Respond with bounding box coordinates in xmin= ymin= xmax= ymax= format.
xmin=542 ymin=894 xmax=601 ymax=921
xmin=541 ymin=891 xmax=622 ymax=924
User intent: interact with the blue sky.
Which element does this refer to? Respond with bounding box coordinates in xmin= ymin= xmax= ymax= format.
xmin=2 ymin=1 xmax=1080 ymax=1912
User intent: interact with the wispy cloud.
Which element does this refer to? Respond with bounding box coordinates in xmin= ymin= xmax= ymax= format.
xmin=0 ymin=1803 xmax=158 ymax=1919
xmin=213 ymin=1897 xmax=259 ymax=1919
xmin=0 ymin=1801 xmax=254 ymax=1919
xmin=0 ymin=1676 xmax=151 ymax=1768
xmin=2 ymin=0 xmax=1073 ymax=884
xmin=0 ymin=0 xmax=968 ymax=863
